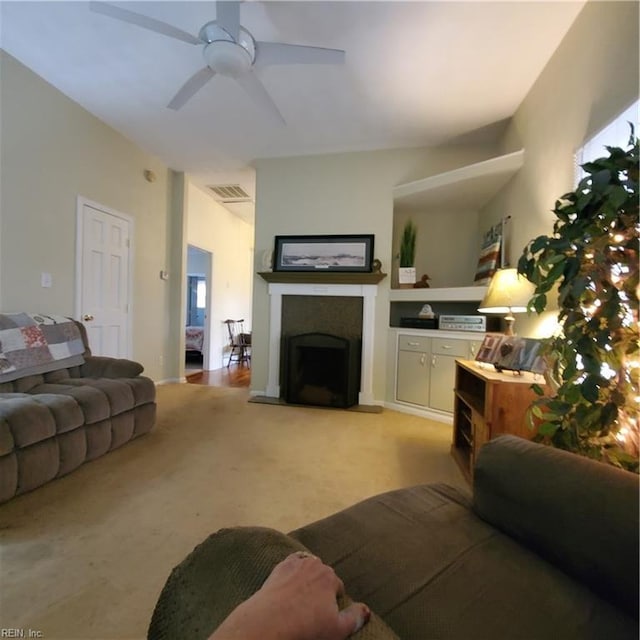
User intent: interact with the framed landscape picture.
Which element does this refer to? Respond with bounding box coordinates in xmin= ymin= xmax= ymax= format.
xmin=273 ymin=234 xmax=374 ymax=272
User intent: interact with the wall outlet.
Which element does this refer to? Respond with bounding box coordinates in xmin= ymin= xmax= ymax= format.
xmin=41 ymin=272 xmax=52 ymax=288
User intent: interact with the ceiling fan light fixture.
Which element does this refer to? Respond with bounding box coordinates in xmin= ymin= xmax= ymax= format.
xmin=199 ymin=21 xmax=232 ymax=44
xmin=203 ymin=41 xmax=252 ymax=77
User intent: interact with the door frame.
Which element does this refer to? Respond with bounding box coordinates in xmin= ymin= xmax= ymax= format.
xmin=75 ymin=195 xmax=135 ymax=357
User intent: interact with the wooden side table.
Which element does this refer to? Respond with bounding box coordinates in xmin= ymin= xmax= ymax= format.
xmin=452 ymin=359 xmax=545 ymax=483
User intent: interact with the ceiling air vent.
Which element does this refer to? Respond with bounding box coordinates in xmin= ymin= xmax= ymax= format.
xmin=208 ymin=184 xmax=252 ymax=203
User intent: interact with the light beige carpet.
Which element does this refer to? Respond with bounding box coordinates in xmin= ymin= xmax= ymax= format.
xmin=0 ymin=383 xmax=466 ymax=640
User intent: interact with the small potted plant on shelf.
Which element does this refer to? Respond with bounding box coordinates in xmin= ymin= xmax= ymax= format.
xmin=398 ymin=219 xmax=417 ymax=288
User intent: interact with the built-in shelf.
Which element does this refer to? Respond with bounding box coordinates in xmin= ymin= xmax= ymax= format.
xmin=393 ymin=149 xmax=525 ymax=211
xmin=389 ymin=286 xmax=487 ymax=302
xmin=258 ymin=271 xmax=387 ymax=285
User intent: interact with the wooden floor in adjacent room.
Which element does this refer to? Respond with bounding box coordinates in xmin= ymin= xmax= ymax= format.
xmin=186 ymin=365 xmax=250 ymax=388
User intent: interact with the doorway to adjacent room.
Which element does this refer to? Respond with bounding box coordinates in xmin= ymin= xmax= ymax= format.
xmin=185 ymin=245 xmax=211 ymax=375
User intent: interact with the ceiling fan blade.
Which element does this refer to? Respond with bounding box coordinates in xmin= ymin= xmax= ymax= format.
xmin=90 ymin=2 xmax=201 ymax=45
xmin=255 ymin=42 xmax=345 ymax=66
xmin=234 ymin=72 xmax=285 ymax=125
xmin=216 ymin=0 xmax=241 ymax=41
xmin=167 ymin=68 xmax=216 ymax=110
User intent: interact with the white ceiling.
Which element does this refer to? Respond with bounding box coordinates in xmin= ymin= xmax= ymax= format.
xmin=0 ymin=1 xmax=586 ymax=223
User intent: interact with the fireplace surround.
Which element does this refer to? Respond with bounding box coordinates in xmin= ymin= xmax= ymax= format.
xmin=263 ymin=282 xmax=378 ymax=405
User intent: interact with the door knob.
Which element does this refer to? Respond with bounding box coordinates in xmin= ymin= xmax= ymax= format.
xmin=83 ymin=314 xmax=94 ymax=322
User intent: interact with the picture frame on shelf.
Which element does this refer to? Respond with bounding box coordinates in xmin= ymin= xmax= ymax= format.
xmin=476 ymin=332 xmax=546 ymax=374
xmin=273 ymin=234 xmax=374 ymax=272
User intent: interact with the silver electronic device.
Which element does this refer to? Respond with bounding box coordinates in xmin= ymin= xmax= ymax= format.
xmin=439 ymin=315 xmax=487 ymax=332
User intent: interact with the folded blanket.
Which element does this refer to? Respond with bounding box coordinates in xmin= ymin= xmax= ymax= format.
xmin=0 ymin=313 xmax=85 ymax=383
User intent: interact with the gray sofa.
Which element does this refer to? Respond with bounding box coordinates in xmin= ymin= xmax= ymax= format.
xmin=148 ymin=435 xmax=639 ymax=640
xmin=0 ymin=318 xmax=156 ymax=503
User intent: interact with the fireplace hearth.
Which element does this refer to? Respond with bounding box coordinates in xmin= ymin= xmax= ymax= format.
xmin=284 ymin=332 xmax=361 ymax=408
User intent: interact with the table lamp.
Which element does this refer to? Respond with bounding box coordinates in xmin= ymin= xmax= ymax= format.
xmin=478 ymin=268 xmax=534 ymax=335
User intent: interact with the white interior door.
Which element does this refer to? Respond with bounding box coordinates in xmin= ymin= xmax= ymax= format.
xmin=76 ymin=197 xmax=133 ymax=357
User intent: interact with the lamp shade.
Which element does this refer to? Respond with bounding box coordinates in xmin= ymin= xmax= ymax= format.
xmin=478 ymin=268 xmax=534 ymax=314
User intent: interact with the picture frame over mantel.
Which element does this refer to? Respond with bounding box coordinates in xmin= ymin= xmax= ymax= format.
xmin=273 ymin=234 xmax=374 ymax=273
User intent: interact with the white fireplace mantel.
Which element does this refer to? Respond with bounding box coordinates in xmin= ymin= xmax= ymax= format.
xmin=265 ymin=282 xmax=378 ymax=406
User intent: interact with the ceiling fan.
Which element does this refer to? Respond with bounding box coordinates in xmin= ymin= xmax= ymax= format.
xmin=90 ymin=1 xmax=345 ymax=123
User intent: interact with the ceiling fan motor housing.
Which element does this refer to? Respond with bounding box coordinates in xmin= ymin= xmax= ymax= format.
xmin=200 ymin=21 xmax=256 ymax=77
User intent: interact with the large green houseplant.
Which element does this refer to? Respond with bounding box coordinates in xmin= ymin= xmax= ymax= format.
xmin=518 ymin=131 xmax=639 ymax=472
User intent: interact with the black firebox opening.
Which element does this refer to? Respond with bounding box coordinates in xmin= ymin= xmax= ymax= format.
xmin=284 ymin=332 xmax=361 ymax=408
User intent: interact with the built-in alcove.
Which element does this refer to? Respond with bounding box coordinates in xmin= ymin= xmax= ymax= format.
xmin=391 ymin=150 xmax=524 ymax=290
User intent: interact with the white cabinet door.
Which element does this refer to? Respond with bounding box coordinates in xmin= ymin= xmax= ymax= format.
xmin=429 ymin=338 xmax=469 ymax=413
xmin=429 ymin=354 xmax=458 ymax=412
xmin=396 ymin=335 xmax=431 ymax=406
xmin=397 ymin=349 xmax=430 ymax=406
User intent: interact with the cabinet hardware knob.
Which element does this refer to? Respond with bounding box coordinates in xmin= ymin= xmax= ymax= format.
xmin=442 ymin=345 xmax=452 ymax=349
xmin=408 ymin=341 xmax=420 ymax=347
xmin=83 ymin=314 xmax=94 ymax=322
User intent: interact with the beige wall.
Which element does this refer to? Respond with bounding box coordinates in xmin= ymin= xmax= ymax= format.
xmin=481 ymin=0 xmax=639 ymax=336
xmin=186 ymin=182 xmax=254 ymax=369
xmin=0 ymin=52 xmax=255 ymax=382
xmin=0 ymin=51 xmax=179 ymax=381
xmin=252 ymin=145 xmax=497 ymax=399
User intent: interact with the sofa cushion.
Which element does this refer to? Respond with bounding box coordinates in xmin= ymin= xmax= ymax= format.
xmin=0 ymin=395 xmax=57 ymax=449
xmin=43 ymin=368 xmax=71 ymax=383
xmin=133 ymin=403 xmax=157 ymax=436
xmin=121 ymin=377 xmax=156 ymax=407
xmin=473 ymin=435 xmax=640 ymax=620
xmin=57 ymin=429 xmax=87 ymax=476
xmin=58 ymin=378 xmax=135 ymax=417
xmin=85 ymin=420 xmax=112 ymax=460
xmin=30 ymin=393 xmax=85 ymax=434
xmin=148 ymin=526 xmax=399 ymax=640
xmin=111 ymin=412 xmax=135 ymax=449
xmin=15 ymin=439 xmax=59 ymax=494
xmin=27 ymin=383 xmax=111 ymax=424
xmin=0 ymin=422 xmax=14 ymax=455
xmin=79 ymin=356 xmax=144 ymax=379
xmin=290 ymin=483 xmax=637 ymax=640
xmin=13 ymin=375 xmax=45 ymax=393
xmin=0 ymin=452 xmax=18 ymax=502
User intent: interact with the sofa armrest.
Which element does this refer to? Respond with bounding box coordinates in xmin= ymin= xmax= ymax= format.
xmin=473 ymin=435 xmax=639 ymax=619
xmin=148 ymin=526 xmax=400 ymax=640
xmin=80 ymin=356 xmax=143 ymax=379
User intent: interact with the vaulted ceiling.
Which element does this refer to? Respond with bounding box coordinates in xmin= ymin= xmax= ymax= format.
xmin=0 ymin=1 xmax=586 ymax=222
